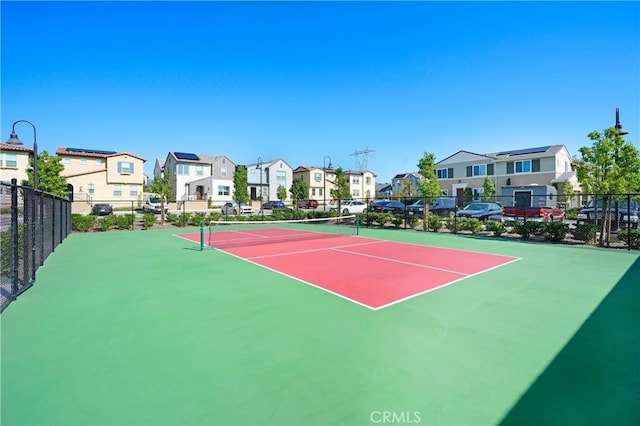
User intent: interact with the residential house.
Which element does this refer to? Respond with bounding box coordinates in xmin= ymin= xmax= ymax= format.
xmin=435 ymin=145 xmax=576 ymax=206
xmin=152 ymin=158 xmax=165 ymax=182
xmin=57 ymin=147 xmax=145 ymax=211
xmin=375 ymin=183 xmax=393 ymax=199
xmin=346 ymin=170 xmax=376 ymax=201
xmin=391 ymin=172 xmax=421 ymax=197
xmin=292 ymin=165 xmax=335 ymax=207
xmin=247 ymin=159 xmax=293 ymax=203
xmin=171 ymin=153 xmax=236 ymax=204
xmin=0 ymin=143 xmax=32 ymax=185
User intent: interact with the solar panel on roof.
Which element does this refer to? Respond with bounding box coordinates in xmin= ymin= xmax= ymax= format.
xmin=174 ymin=152 xmax=200 ymax=161
xmin=496 ymin=146 xmax=550 ymax=156
xmin=66 ymin=147 xmax=117 ymax=155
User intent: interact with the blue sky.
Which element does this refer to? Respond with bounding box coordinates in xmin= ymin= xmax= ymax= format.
xmin=2 ymin=1 xmax=639 ymax=183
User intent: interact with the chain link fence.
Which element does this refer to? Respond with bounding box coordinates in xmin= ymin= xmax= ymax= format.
xmin=1 ymin=179 xmax=72 ymax=313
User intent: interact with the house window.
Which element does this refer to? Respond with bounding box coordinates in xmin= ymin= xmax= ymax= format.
xmin=177 ymin=164 xmax=189 ymax=175
xmin=80 ymin=158 xmax=87 ymax=165
xmin=3 ymin=154 xmax=17 ymax=168
xmin=441 ymin=189 xmax=449 ymax=196
xmin=96 ymin=158 xmax=103 ymax=165
xmin=221 ymin=167 xmax=227 ymax=177
xmin=113 ymin=185 xmax=122 ymax=197
xmin=118 ymin=161 xmax=134 ymax=174
xmin=88 ymin=183 xmax=95 ymax=194
xmin=314 ymin=172 xmax=322 ymax=182
xmin=129 ymin=185 xmax=138 ymax=196
xmin=64 ymin=157 xmax=71 ymax=164
xmin=196 ymin=165 xmax=204 ymax=177
xmin=312 ymin=188 xmax=316 ymax=196
xmin=366 ymin=176 xmax=371 ymax=185
xmin=218 ymin=186 xmax=230 ymax=196
xmin=319 ymin=188 xmax=323 ymax=196
xmin=437 ymin=168 xmax=448 ymax=179
xmin=352 ymin=189 xmax=360 ymax=197
xmin=472 ymin=187 xmax=483 ymax=201
xmin=515 ymin=160 xmax=531 ymax=173
xmin=276 ymin=171 xmax=286 ymax=183
xmin=352 ymin=176 xmax=360 ymax=184
xmin=473 ymin=164 xmax=487 ymax=176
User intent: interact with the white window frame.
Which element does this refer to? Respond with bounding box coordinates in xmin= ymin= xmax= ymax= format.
xmin=515 ymin=160 xmax=531 ymax=174
xmin=218 ymin=186 xmax=230 ymax=196
xmin=437 ymin=168 xmax=448 ymax=179
xmin=113 ymin=185 xmax=122 ymax=197
xmin=472 ymin=164 xmax=487 ymax=177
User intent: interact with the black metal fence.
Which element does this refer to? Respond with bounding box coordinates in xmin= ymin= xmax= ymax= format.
xmin=1 ymin=179 xmax=72 ymax=313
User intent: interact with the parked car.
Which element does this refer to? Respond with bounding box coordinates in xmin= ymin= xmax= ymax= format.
xmin=91 ymin=203 xmax=113 ymax=216
xmin=262 ymin=200 xmax=285 ymax=210
xmin=329 ymin=200 xmax=367 ymax=214
xmin=297 ymin=199 xmax=319 ymax=209
xmin=143 ymin=194 xmax=168 ymax=214
xmin=502 ymin=205 xmax=565 ymax=222
xmin=456 ymin=202 xmax=503 ymax=222
xmin=221 ymin=202 xmax=254 ymax=215
xmin=369 ymin=200 xmax=406 ymax=214
xmin=577 ymin=199 xmax=639 ymax=230
xmin=407 ymin=197 xmax=457 ymax=217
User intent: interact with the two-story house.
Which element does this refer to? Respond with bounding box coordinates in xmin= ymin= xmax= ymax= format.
xmin=435 ymin=144 xmax=577 ymax=206
xmin=247 ymin=159 xmax=293 ymax=203
xmin=57 ymin=147 xmax=145 ymax=211
xmin=0 ymin=143 xmax=32 ymax=185
xmin=167 ymin=153 xmax=237 ymax=204
xmin=292 ymin=165 xmax=335 ymax=207
xmin=391 ymin=172 xmax=422 ymax=197
xmin=346 ymin=170 xmax=376 ymax=201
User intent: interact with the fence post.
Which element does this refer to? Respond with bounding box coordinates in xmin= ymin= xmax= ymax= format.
xmin=39 ymin=190 xmax=44 ymax=266
xmin=10 ymin=179 xmax=19 ymax=301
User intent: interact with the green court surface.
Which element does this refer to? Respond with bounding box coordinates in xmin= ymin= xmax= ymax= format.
xmin=1 ymin=227 xmax=638 ymax=425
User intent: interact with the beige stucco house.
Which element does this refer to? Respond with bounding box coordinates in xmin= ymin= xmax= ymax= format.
xmin=0 ymin=143 xmax=33 ymax=185
xmin=57 ymin=147 xmax=145 ymax=212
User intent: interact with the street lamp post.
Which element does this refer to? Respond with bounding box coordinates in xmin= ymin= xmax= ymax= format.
xmin=257 ymin=157 xmax=263 ymax=213
xmin=615 ymin=107 xmax=628 ymax=136
xmin=5 ymin=120 xmax=39 ymax=279
xmin=323 ymin=155 xmax=332 ymax=211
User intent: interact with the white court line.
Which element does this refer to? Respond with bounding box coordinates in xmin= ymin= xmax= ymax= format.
xmin=331 ymin=247 xmax=469 ymax=276
xmin=246 ymin=239 xmax=386 ymax=260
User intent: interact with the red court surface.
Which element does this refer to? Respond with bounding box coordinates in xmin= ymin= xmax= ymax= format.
xmin=177 ymin=230 xmax=520 ymax=310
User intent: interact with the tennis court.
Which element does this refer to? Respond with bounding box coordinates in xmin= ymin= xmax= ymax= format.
xmin=1 ymin=220 xmax=638 ymax=425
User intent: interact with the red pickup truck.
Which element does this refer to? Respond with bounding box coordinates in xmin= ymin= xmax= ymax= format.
xmin=502 ymin=206 xmax=565 ymax=222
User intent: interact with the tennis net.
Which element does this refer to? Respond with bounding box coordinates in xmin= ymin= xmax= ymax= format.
xmin=205 ymin=215 xmax=359 ymax=249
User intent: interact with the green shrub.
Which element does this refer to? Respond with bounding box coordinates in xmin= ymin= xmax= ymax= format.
xmin=405 ymin=214 xmax=420 ymax=229
xmin=485 ymin=220 xmax=506 ymax=237
xmin=189 ymin=212 xmax=207 ymax=226
xmin=72 ymin=214 xmax=96 ymax=232
xmin=0 ymin=224 xmax=25 ymax=271
xmin=166 ymin=212 xmax=179 ymax=223
xmin=391 ymin=214 xmax=404 ymax=228
xmin=461 ymin=218 xmax=483 ymax=234
xmin=444 ymin=217 xmax=462 ymax=233
xmin=96 ymin=215 xmax=117 ymax=231
xmin=143 ymin=213 xmax=157 ymax=229
xmin=572 ymin=224 xmax=597 ymax=242
xmin=565 ymin=207 xmax=579 ymax=221
xmin=428 ymin=215 xmax=443 ymax=232
xmin=541 ymin=222 xmax=570 ymax=242
xmin=116 ymin=214 xmax=135 ymax=230
xmin=512 ymin=221 xmax=543 ymax=240
xmin=617 ymin=228 xmax=640 ymax=249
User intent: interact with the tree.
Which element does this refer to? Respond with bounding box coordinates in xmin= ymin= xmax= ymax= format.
xmin=557 ymin=180 xmax=576 ymax=208
xmin=25 ymin=150 xmax=68 ymax=197
xmin=330 ymin=167 xmax=351 ymax=213
xmin=232 ymin=165 xmax=249 ymax=204
xmin=481 ymin=177 xmax=496 ymax=202
xmin=289 ymin=177 xmax=308 ymax=207
xmin=417 ymin=152 xmax=441 ymax=229
xmin=463 ymin=187 xmax=473 ymax=205
xmin=149 ymin=173 xmax=174 ymax=224
xmin=276 ymin=185 xmax=287 ymax=202
xmin=577 ymin=127 xmax=640 ymax=245
xmin=399 ymin=178 xmax=413 ymax=198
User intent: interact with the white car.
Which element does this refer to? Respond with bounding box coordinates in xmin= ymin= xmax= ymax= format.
xmin=221 ymin=202 xmax=254 ymax=216
xmin=329 ymin=200 xmax=367 ymax=214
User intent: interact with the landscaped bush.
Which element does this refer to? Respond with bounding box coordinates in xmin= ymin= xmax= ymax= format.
xmin=0 ymin=224 xmax=24 ymax=271
xmin=571 ymin=223 xmax=597 ymax=242
xmin=541 ymin=222 xmax=570 ymax=242
xmin=565 ymin=207 xmax=579 ymax=221
xmin=405 ymin=214 xmax=420 ymax=229
xmin=485 ymin=220 xmax=506 ymax=237
xmin=427 ymin=215 xmax=443 ymax=232
xmin=142 ymin=213 xmax=157 ymax=229
xmin=72 ymin=214 xmax=96 ymax=232
xmin=189 ymin=211 xmax=208 ymax=226
xmin=460 ymin=218 xmax=483 ymax=234
xmin=512 ymin=220 xmax=544 ymax=240
xmin=391 ymin=214 xmax=403 ymax=228
xmin=116 ymin=214 xmax=135 ymax=230
xmin=444 ymin=217 xmax=462 ymax=234
xmin=96 ymin=215 xmax=117 ymax=231
xmin=617 ymin=228 xmax=640 ymax=249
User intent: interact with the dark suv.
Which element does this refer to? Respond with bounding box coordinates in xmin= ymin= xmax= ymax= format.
xmin=407 ymin=197 xmax=457 ymax=217
xmin=577 ymin=200 xmax=639 ymax=230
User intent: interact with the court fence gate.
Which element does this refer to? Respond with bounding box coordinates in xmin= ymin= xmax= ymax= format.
xmin=1 ymin=179 xmax=72 ymax=313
